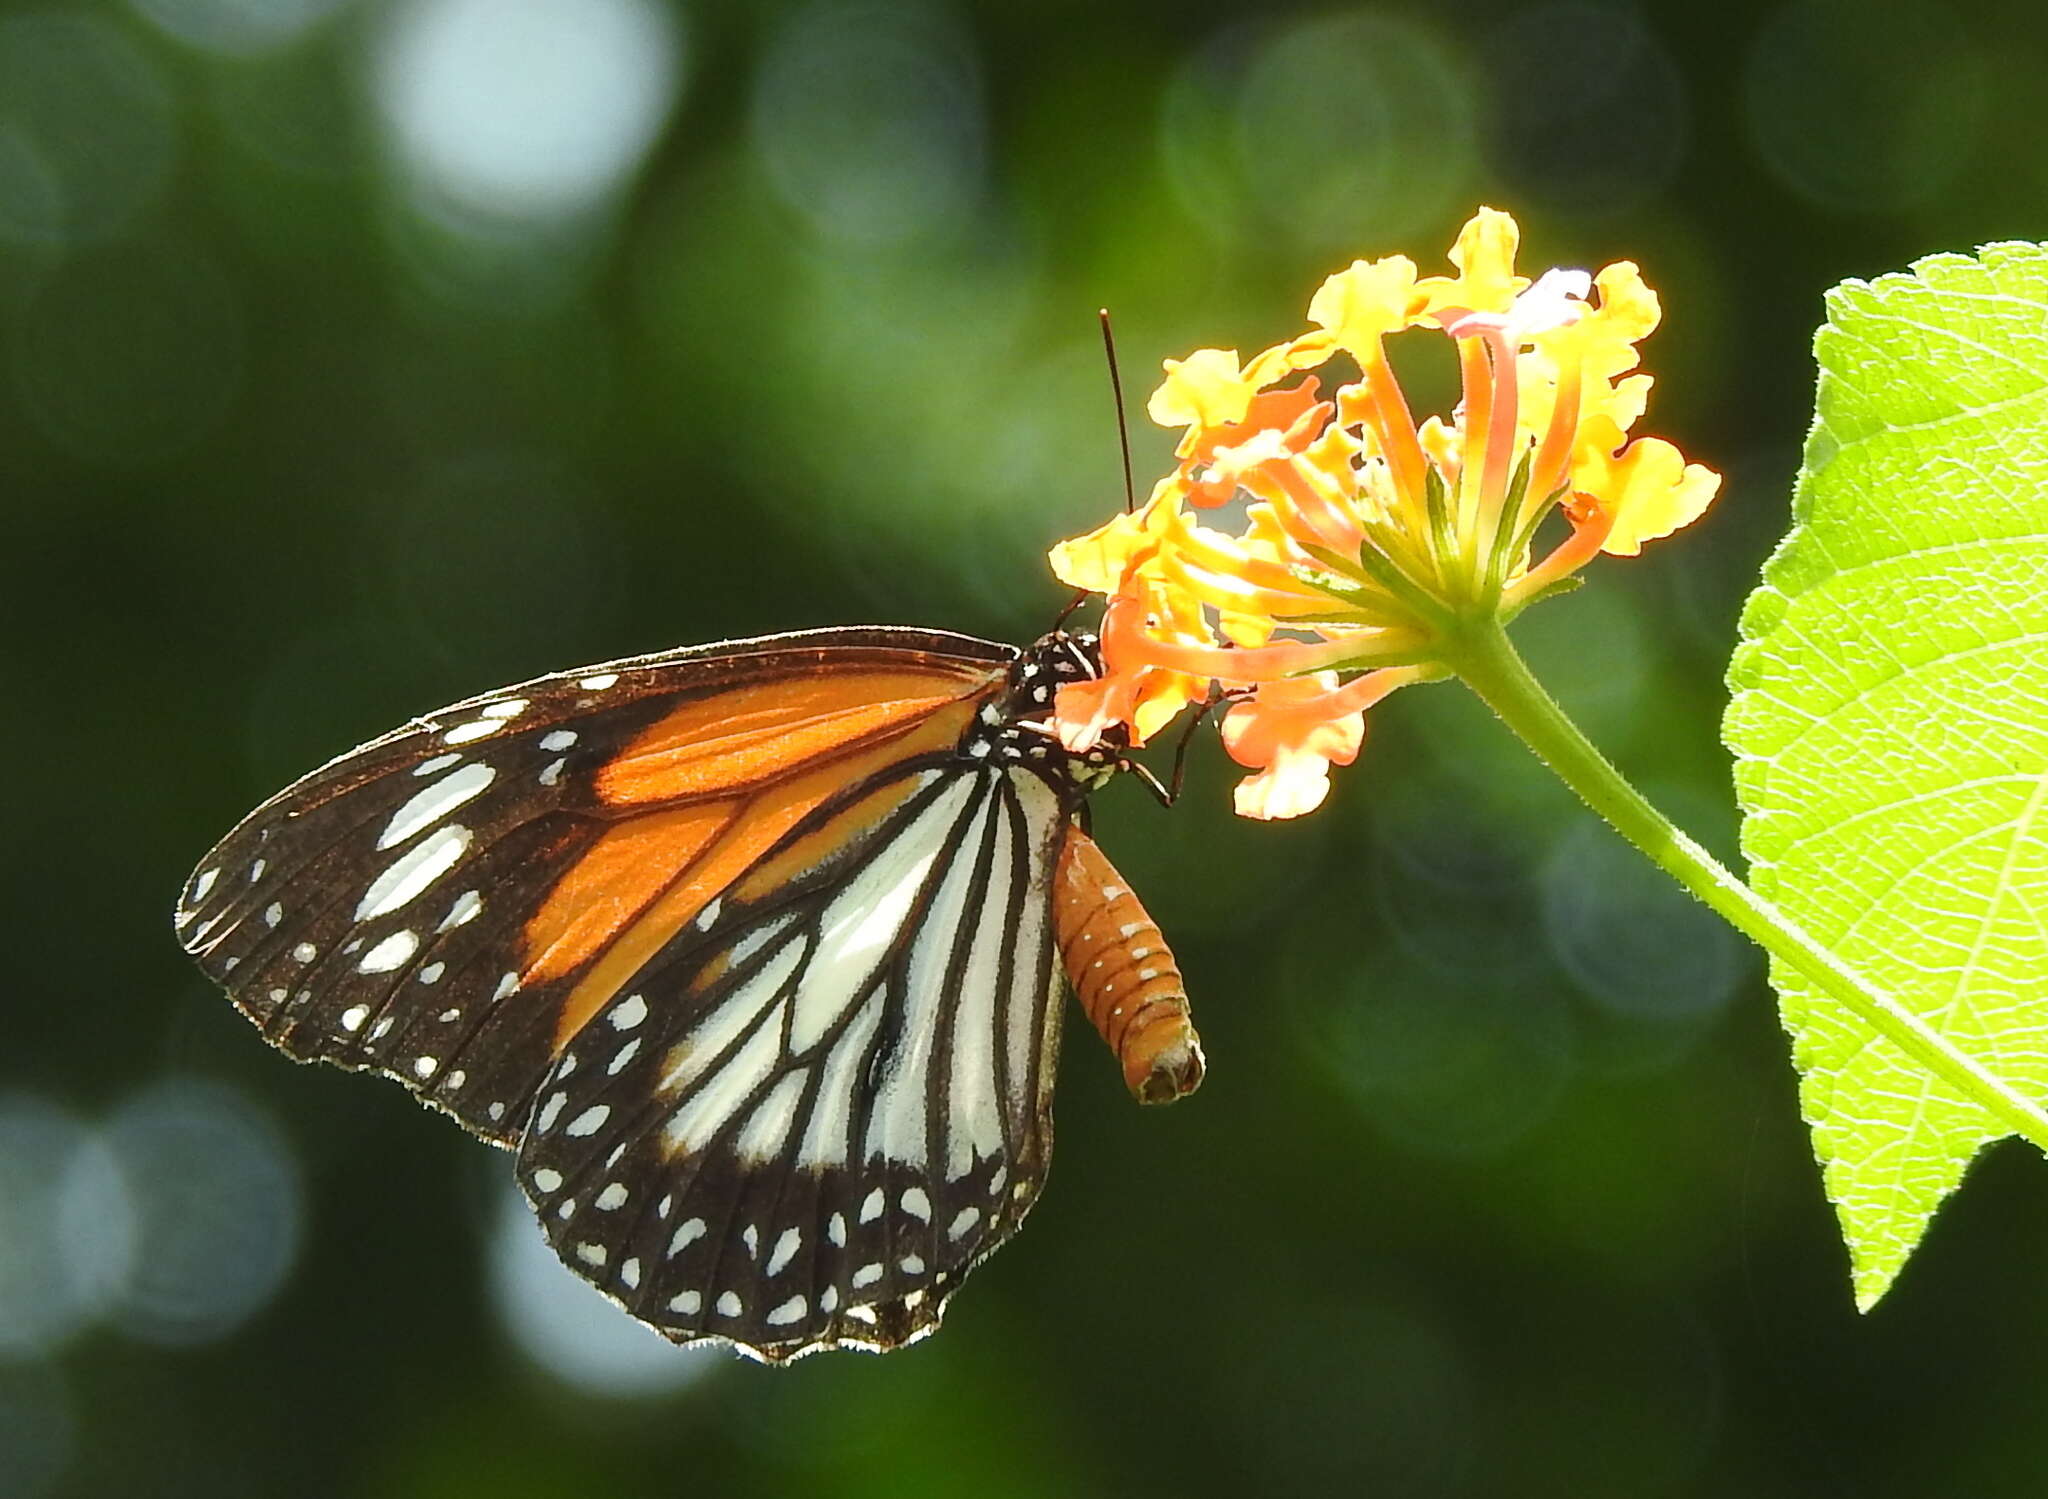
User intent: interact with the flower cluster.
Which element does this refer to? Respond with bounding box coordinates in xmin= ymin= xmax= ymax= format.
xmin=1050 ymin=207 xmax=1719 ymax=819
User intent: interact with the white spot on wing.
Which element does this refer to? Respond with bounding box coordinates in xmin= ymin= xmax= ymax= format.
xmin=579 ymin=673 xmax=619 ymax=690
xmin=412 ymin=1056 xmax=437 ymax=1078
xmin=537 ymin=1090 xmax=566 ymax=1132
xmin=566 ymin=1105 xmax=610 ymax=1137
xmin=380 ymin=763 xmax=495 ymax=848
xmin=576 ymin=1242 xmax=606 ymax=1267
xmin=532 ymin=1168 xmax=562 ymax=1193
xmin=191 ymin=867 xmax=219 ymax=901
xmin=413 ymin=752 xmax=462 ymax=777
xmin=948 ymin=1206 xmax=979 ymax=1240
xmin=540 ymin=730 xmax=577 ymax=751
xmin=358 ymin=929 xmax=419 ymax=973
xmin=667 ymin=1218 xmax=705 ymax=1257
xmin=480 ymin=698 xmax=529 ymax=720
xmin=668 ymin=1290 xmax=700 ymax=1314
xmin=595 ymin=1182 xmax=629 ymax=1211
xmin=716 ymin=1291 xmax=742 ymax=1318
xmin=357 ymin=824 xmax=472 ymax=920
xmin=443 ymin=719 xmax=502 ymax=745
xmin=766 ymin=1294 xmax=807 ymax=1326
xmin=438 ymin=890 xmax=483 ymax=932
xmin=860 ymin=1188 xmax=884 ymax=1223
xmin=340 ymin=1004 xmax=368 ymax=1032
xmin=611 ymin=993 xmax=648 ymax=1030
xmin=765 ymin=1227 xmax=802 ymax=1277
xmin=900 ymin=1187 xmax=930 ymax=1222
xmin=852 ymin=1262 xmax=883 ymax=1288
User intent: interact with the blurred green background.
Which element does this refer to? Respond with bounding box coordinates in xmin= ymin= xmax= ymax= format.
xmin=5 ymin=0 xmax=2047 ymax=1494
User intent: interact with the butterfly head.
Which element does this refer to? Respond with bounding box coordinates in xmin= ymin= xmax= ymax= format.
xmin=975 ymin=629 xmax=1124 ymax=795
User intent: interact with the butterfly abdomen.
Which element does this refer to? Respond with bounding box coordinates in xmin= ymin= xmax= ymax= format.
xmin=1052 ymin=828 xmax=1204 ymax=1105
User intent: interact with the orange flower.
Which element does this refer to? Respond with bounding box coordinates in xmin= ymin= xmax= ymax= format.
xmin=1049 ymin=207 xmax=1718 ymax=818
xmin=1219 ymin=674 xmax=1365 ymax=820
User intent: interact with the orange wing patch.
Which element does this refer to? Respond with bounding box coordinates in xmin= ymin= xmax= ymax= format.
xmin=523 ymin=803 xmax=739 ymax=986
xmin=596 ymin=668 xmax=991 ymax=807
xmin=1054 ymin=828 xmax=1205 ymax=1105
xmin=538 ymin=694 xmax=983 ymax=1052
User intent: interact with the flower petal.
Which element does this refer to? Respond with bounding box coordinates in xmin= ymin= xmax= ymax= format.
xmin=1574 ymin=427 xmax=1722 ymax=556
xmin=1148 ymin=348 xmax=1258 ymax=429
xmin=1219 ymin=674 xmax=1367 ymax=821
xmin=1417 ymin=206 xmax=1529 ymax=316
xmin=1307 ymin=254 xmax=1427 ymax=354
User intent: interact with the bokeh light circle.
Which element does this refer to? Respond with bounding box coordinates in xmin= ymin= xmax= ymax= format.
xmin=101 ymin=1076 xmax=303 ymax=1347
xmin=1541 ymin=813 xmax=1748 ymax=1025
xmin=1233 ymin=12 xmax=1477 ymax=251
xmin=0 ymin=1095 xmax=128 ymax=1357
xmin=1743 ymin=0 xmax=1989 ymax=212
xmin=370 ymin=0 xmax=683 ymax=222
xmin=488 ymin=1182 xmax=721 ymax=1398
xmin=751 ymin=1 xmax=986 ymax=249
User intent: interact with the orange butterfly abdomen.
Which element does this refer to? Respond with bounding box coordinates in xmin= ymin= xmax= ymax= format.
xmin=1053 ymin=828 xmax=1204 ymax=1105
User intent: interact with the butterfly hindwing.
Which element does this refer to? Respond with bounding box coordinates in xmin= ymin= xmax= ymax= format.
xmin=174 ymin=628 xmax=1014 ymax=1144
xmin=516 ymin=762 xmax=1072 ymax=1360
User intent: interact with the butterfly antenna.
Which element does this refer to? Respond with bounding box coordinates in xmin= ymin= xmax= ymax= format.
xmin=1099 ymin=308 xmax=1136 ymax=514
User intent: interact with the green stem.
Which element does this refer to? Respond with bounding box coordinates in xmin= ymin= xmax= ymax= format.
xmin=1446 ymin=619 xmax=2048 ymax=1155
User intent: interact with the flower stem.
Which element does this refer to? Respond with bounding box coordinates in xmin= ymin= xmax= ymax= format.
xmin=1445 ymin=620 xmax=2048 ymax=1155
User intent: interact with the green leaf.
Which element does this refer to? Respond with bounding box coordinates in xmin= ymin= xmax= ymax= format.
xmin=1725 ymin=242 xmax=2048 ymax=1310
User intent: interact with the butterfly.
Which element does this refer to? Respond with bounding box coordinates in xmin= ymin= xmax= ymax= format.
xmin=175 ymin=624 xmax=1203 ymax=1363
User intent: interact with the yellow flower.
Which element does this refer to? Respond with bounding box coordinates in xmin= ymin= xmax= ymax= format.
xmin=1048 ymin=207 xmax=1719 ymax=818
xmin=1415 ymin=206 xmax=1527 ymax=316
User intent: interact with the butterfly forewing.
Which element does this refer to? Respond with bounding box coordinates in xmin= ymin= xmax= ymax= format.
xmin=174 ymin=628 xmax=1013 ymax=1143
xmin=515 ymin=763 xmax=1071 ymax=1359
